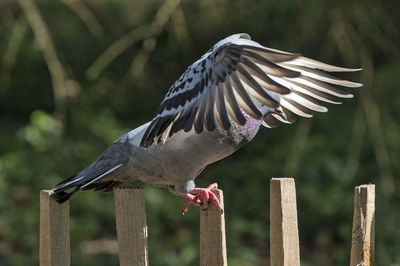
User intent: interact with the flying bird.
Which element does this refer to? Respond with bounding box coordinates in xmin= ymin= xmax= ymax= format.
xmin=51 ymin=33 xmax=361 ymax=213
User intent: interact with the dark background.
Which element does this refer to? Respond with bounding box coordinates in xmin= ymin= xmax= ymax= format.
xmin=1 ymin=0 xmax=399 ymax=265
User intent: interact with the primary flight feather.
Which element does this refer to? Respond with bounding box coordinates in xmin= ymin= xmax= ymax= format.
xmin=51 ymin=33 xmax=361 ymax=212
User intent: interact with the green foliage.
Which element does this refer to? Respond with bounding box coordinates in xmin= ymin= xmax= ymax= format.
xmin=1 ymin=0 xmax=399 ymax=265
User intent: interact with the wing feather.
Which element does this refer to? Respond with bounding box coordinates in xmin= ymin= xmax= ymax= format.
xmin=223 ymin=78 xmax=246 ymax=125
xmin=263 ymin=114 xmax=280 ymax=128
xmin=280 ymin=97 xmax=313 ymax=118
xmin=288 ymin=56 xmax=362 ymax=72
xmin=215 ymin=83 xmax=231 ymax=130
xmin=240 ymin=56 xmax=293 ymax=94
xmin=194 ymin=91 xmax=208 ymax=134
xmin=241 ymin=49 xmax=299 ymax=78
xmin=282 ymin=63 xmax=362 ymax=88
xmin=241 ymin=45 xmax=298 ymax=62
xmin=205 ymin=81 xmax=216 ymax=131
xmin=184 ymin=106 xmax=199 ymax=132
xmin=230 ymin=72 xmax=262 ymax=119
xmin=140 ymin=34 xmax=362 ymax=147
xmin=236 ymin=65 xmax=279 ymax=107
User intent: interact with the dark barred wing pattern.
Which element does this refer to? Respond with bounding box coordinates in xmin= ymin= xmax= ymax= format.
xmin=140 ymin=35 xmax=361 ymax=147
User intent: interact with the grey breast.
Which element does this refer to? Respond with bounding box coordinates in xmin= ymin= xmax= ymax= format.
xmin=125 ymin=122 xmax=257 ymax=191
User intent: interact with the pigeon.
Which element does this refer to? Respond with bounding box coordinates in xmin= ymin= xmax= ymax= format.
xmin=50 ymin=33 xmax=361 ymax=213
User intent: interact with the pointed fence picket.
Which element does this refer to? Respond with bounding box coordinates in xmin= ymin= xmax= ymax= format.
xmin=39 ymin=179 xmax=375 ymax=266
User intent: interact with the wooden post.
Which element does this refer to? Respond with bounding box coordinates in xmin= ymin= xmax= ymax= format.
xmin=350 ymin=184 xmax=375 ymax=266
xmin=200 ymin=189 xmax=227 ymax=266
xmin=270 ymin=178 xmax=300 ymax=266
xmin=114 ymin=187 xmax=149 ymax=266
xmin=40 ymin=190 xmax=70 ymax=266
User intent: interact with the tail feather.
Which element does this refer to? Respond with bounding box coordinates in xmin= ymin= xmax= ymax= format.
xmin=51 ymin=164 xmax=123 ymax=203
xmin=82 ymin=180 xmax=122 ymax=192
xmin=52 ymin=190 xmax=76 ymax=203
xmin=53 ymin=174 xmax=77 ymax=190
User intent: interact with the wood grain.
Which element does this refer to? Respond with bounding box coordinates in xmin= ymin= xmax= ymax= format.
xmin=114 ymin=187 xmax=149 ymax=266
xmin=200 ymin=189 xmax=227 ymax=266
xmin=270 ymin=178 xmax=300 ymax=266
xmin=40 ymin=190 xmax=70 ymax=266
xmin=350 ymin=184 xmax=375 ymax=266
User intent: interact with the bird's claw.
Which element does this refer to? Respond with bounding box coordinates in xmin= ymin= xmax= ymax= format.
xmin=182 ymin=183 xmax=223 ymax=214
xmin=182 ymin=194 xmax=201 ymax=215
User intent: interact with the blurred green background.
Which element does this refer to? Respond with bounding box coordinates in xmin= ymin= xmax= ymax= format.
xmin=1 ymin=0 xmax=399 ymax=265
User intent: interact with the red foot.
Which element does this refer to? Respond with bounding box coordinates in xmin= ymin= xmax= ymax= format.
xmin=182 ymin=183 xmax=223 ymax=214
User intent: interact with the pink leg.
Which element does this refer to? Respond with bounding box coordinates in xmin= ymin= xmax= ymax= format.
xmin=182 ymin=194 xmax=201 ymax=214
xmin=182 ymin=183 xmax=223 ymax=214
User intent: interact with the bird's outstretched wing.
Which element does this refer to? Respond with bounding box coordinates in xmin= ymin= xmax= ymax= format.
xmin=140 ymin=34 xmax=361 ymax=147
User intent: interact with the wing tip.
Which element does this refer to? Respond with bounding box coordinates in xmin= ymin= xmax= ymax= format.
xmin=330 ymin=67 xmax=363 ymax=73
xmin=320 ymin=106 xmax=328 ymax=112
xmin=342 ymin=93 xmax=354 ymax=98
xmin=296 ymin=56 xmax=363 ymax=73
xmin=348 ymin=82 xmax=363 ymax=88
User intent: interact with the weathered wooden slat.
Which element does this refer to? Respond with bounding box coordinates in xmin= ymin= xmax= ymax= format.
xmin=40 ymin=190 xmax=70 ymax=266
xmin=270 ymin=178 xmax=300 ymax=266
xmin=114 ymin=187 xmax=149 ymax=266
xmin=200 ymin=189 xmax=227 ymax=266
xmin=350 ymin=184 xmax=375 ymax=266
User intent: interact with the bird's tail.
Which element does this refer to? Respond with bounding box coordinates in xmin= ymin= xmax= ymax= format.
xmin=50 ymin=164 xmax=123 ymax=203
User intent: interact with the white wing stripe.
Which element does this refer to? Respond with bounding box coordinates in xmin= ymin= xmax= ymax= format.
xmin=287 ymin=57 xmax=362 ymax=72
xmin=288 ymin=77 xmax=354 ymax=98
xmin=283 ymin=93 xmax=328 ymax=112
xmin=280 ymin=98 xmax=313 ymax=118
xmin=281 ymin=63 xmax=362 ymax=87
xmin=272 ymin=113 xmax=291 ymax=123
xmin=268 ymin=75 xmax=342 ymax=104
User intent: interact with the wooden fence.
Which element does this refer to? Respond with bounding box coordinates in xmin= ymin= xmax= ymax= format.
xmin=40 ymin=178 xmax=375 ymax=266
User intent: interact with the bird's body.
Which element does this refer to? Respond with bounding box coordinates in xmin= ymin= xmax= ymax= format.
xmin=56 ymin=109 xmax=261 ymax=199
xmin=51 ymin=33 xmax=361 ymax=209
